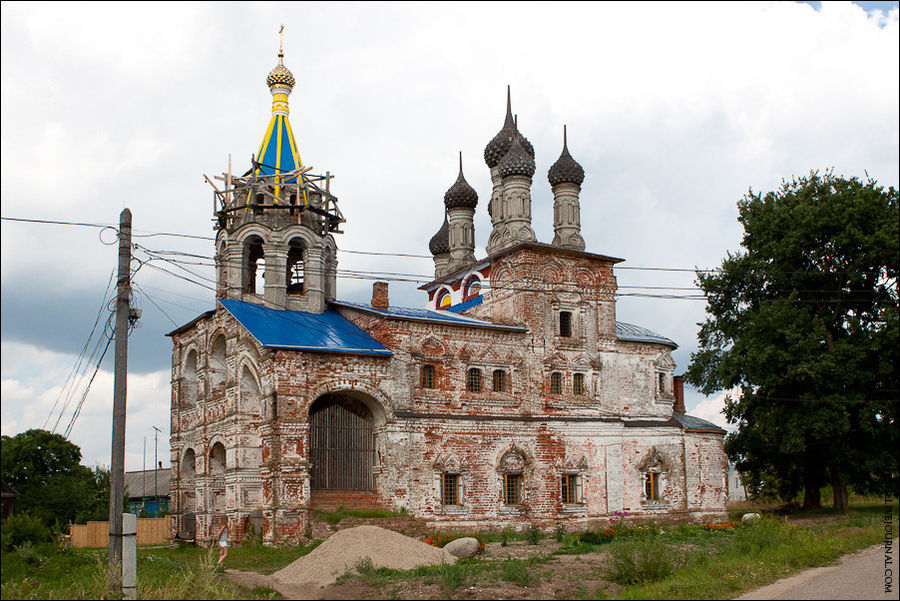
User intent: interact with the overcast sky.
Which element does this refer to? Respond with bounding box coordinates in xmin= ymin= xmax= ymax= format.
xmin=2 ymin=1 xmax=898 ymax=471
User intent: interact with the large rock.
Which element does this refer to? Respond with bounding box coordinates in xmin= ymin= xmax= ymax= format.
xmin=742 ymin=512 xmax=762 ymax=522
xmin=443 ymin=537 xmax=479 ymax=558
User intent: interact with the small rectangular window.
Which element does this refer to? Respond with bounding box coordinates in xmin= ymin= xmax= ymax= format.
xmin=658 ymin=373 xmax=667 ymax=394
xmin=561 ymin=474 xmax=584 ymax=504
xmin=492 ymin=369 xmax=506 ymax=392
xmin=441 ymin=473 xmax=461 ymax=505
xmin=573 ymin=373 xmax=585 ymax=396
xmin=421 ymin=365 xmax=436 ymax=388
xmin=504 ymin=473 xmax=523 ymax=505
xmin=467 ymin=368 xmax=482 ymax=392
xmin=645 ymin=472 xmax=660 ymax=501
xmin=559 ymin=311 xmax=572 ymax=337
xmin=550 ymin=372 xmax=562 ymax=394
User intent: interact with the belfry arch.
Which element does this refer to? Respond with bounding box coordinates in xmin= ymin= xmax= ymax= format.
xmin=308 ymin=391 xmax=384 ymax=492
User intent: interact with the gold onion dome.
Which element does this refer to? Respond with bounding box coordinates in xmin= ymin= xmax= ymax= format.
xmin=548 ymin=126 xmax=585 ymax=186
xmin=429 ymin=214 xmax=451 ymax=255
xmin=497 ymin=134 xmax=536 ymax=179
xmin=443 ymin=154 xmax=479 ymax=209
xmin=266 ymin=51 xmax=295 ymax=88
xmin=484 ymin=87 xmax=534 ymax=168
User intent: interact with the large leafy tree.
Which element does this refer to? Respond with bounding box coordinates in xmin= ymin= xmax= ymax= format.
xmin=1 ymin=429 xmax=110 ymax=529
xmin=687 ymin=171 xmax=898 ymax=512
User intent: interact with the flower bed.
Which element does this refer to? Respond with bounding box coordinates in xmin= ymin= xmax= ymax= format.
xmin=577 ymin=512 xmax=664 ymax=545
xmin=421 ymin=532 xmax=486 ymax=554
xmin=700 ymin=520 xmax=741 ymax=532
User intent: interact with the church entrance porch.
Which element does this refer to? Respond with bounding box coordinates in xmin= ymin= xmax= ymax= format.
xmin=308 ymin=391 xmax=381 ymax=510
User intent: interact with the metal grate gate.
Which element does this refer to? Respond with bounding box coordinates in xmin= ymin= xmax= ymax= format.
xmin=309 ymin=395 xmax=375 ymax=490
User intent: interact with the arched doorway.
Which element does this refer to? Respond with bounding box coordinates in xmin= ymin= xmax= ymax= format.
xmin=309 ymin=392 xmax=377 ymax=491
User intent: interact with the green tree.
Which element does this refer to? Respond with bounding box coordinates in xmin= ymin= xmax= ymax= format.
xmin=1 ymin=429 xmax=110 ymax=529
xmin=687 ymin=171 xmax=898 ymax=512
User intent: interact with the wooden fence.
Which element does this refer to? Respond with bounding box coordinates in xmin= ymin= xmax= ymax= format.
xmin=69 ymin=516 xmax=171 ymax=548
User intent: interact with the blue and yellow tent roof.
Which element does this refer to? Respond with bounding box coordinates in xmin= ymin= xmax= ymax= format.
xmin=251 ymin=33 xmax=308 ymax=201
xmin=255 ymin=113 xmax=302 ymax=178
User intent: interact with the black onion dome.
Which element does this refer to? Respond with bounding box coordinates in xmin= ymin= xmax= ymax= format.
xmin=266 ymin=51 xmax=295 ymax=88
xmin=484 ymin=87 xmax=535 ymax=168
xmin=443 ymin=154 xmax=478 ymax=209
xmin=429 ymin=214 xmax=450 ymax=255
xmin=497 ymin=134 xmax=536 ymax=178
xmin=548 ymin=126 xmax=584 ymax=186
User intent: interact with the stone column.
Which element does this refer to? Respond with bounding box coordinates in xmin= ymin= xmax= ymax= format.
xmin=486 ymin=167 xmax=507 ymax=256
xmin=499 ymin=174 xmax=537 ymax=250
xmin=447 ymin=206 xmax=476 ymax=273
xmin=551 ymin=182 xmax=586 ymax=250
xmin=223 ymin=243 xmax=243 ymax=301
xmin=303 ymin=246 xmax=326 ymax=313
xmin=262 ymin=242 xmax=287 ymax=309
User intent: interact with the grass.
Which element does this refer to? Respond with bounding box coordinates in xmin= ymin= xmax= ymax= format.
xmin=311 ymin=506 xmax=408 ymax=525
xmin=2 ymin=501 xmax=894 ymax=599
xmin=0 ymin=541 xmax=316 ymax=599
xmin=612 ymin=504 xmax=897 ymax=600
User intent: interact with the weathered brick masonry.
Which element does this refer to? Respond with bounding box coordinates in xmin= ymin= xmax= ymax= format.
xmin=168 ymin=48 xmax=727 ymax=545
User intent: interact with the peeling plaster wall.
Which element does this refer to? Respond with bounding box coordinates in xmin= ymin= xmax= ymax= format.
xmin=169 ymin=245 xmax=726 ymax=544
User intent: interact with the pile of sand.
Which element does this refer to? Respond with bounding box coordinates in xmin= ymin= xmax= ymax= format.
xmin=273 ymin=525 xmax=456 ymax=588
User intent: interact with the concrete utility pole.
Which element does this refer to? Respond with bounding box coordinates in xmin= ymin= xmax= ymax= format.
xmin=152 ymin=425 xmax=161 ymax=516
xmin=109 ymin=208 xmax=132 ymax=583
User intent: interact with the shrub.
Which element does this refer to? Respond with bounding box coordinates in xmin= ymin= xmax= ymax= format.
xmin=500 ymin=526 xmax=513 ymax=547
xmin=13 ymin=541 xmax=45 ymax=567
xmin=2 ymin=513 xmax=52 ymax=550
xmin=501 ymin=559 xmax=537 ymax=587
xmin=554 ymin=523 xmax=567 ymax=542
xmin=526 ymin=525 xmax=542 ymax=545
xmin=603 ymin=537 xmax=679 ymax=585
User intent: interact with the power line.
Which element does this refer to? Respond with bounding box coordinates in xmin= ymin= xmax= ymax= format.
xmin=44 ymin=268 xmax=116 ymax=430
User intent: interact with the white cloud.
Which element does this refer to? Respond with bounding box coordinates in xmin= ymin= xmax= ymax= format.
xmin=1 ymin=342 xmax=170 ymax=471
xmin=689 ymin=387 xmax=742 ymax=432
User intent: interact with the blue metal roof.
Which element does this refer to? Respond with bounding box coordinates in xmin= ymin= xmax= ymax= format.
xmin=219 ymin=299 xmax=392 ymax=356
xmin=615 ymin=322 xmax=677 ymax=348
xmin=332 ymin=300 xmax=526 ymax=332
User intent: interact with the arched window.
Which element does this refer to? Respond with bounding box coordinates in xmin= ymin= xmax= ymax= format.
xmin=240 ymin=365 xmax=262 ymax=416
xmin=573 ymin=373 xmax=585 ymax=396
xmin=183 ymin=350 xmax=198 ymax=406
xmin=467 ymin=368 xmax=482 ymax=393
xmin=492 ymin=369 xmax=507 ymax=393
xmin=243 ymin=235 xmax=265 ymax=295
xmin=209 ymin=442 xmax=226 ymax=476
xmin=286 ymin=238 xmax=305 ymax=295
xmin=499 ymin=449 xmax=526 ymax=506
xmin=181 ymin=448 xmax=197 ymax=512
xmin=421 ymin=364 xmax=436 ymax=388
xmin=550 ymin=372 xmax=563 ymax=394
xmin=209 ymin=336 xmax=226 ymax=393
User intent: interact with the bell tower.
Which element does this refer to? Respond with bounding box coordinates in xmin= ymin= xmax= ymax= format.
xmin=210 ymin=29 xmax=344 ymax=314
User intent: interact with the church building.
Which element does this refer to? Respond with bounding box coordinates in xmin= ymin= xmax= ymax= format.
xmin=168 ymin=42 xmax=728 ymax=544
